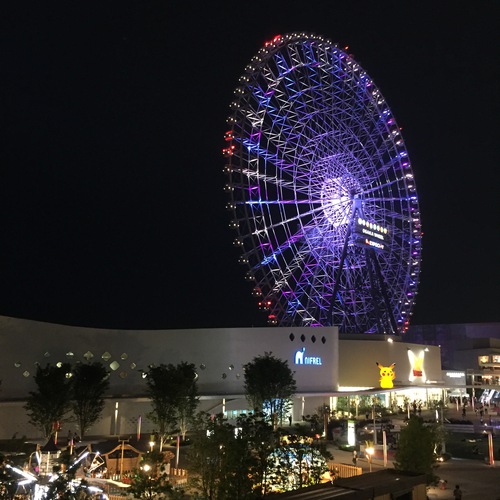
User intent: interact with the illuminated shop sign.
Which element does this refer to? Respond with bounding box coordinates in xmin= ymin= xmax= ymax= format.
xmin=408 ymin=349 xmax=426 ymax=383
xmin=446 ymin=372 xmax=465 ymax=378
xmin=376 ymin=362 xmax=396 ymax=389
xmin=347 ymin=420 xmax=356 ymax=447
xmin=353 ymin=218 xmax=389 ymax=252
xmin=294 ymin=347 xmax=322 ymax=366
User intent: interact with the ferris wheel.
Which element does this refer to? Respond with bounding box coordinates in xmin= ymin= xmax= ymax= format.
xmin=223 ymin=33 xmax=422 ymax=335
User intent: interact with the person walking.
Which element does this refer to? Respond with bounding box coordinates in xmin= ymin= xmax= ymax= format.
xmin=453 ymin=484 xmax=462 ymax=499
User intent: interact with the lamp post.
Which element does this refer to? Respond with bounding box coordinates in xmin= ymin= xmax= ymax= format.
xmin=372 ymin=397 xmax=378 ymax=445
xmin=486 ymin=431 xmax=494 ymax=465
xmin=119 ymin=438 xmax=129 ymax=480
xmin=366 ymin=447 xmax=374 ymax=472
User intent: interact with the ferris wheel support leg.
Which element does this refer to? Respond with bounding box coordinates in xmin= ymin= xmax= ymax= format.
xmin=365 ymin=248 xmax=385 ymax=334
xmin=371 ymin=251 xmax=399 ymax=335
xmin=327 ymin=224 xmax=352 ymax=327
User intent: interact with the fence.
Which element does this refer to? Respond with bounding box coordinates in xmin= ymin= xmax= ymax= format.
xmin=327 ymin=461 xmax=362 ymax=479
xmin=170 ymin=467 xmax=188 ymax=486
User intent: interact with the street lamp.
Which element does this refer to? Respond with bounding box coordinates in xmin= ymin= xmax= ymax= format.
xmin=366 ymin=447 xmax=374 ymax=472
xmin=372 ymin=397 xmax=378 ymax=445
xmin=149 ymin=439 xmax=155 ymax=453
xmin=484 ymin=431 xmax=495 ymax=465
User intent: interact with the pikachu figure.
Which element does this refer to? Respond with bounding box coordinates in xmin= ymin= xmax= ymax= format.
xmin=376 ymin=362 xmax=396 ymax=389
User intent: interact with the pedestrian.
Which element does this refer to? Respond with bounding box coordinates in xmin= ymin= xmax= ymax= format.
xmin=453 ymin=484 xmax=462 ymax=499
xmin=288 ymin=415 xmax=292 ymax=426
xmin=352 ymin=450 xmax=357 ymax=465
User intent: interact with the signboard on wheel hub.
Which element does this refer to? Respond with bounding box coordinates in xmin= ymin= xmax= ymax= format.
xmin=353 ymin=217 xmax=389 ymax=252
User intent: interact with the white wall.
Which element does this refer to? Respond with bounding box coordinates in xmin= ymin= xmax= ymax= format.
xmin=0 ymin=316 xmax=339 ymax=439
xmin=0 ymin=316 xmax=338 ymax=399
xmin=339 ymin=339 xmax=443 ymax=388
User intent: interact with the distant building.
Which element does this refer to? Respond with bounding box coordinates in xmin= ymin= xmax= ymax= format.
xmin=407 ymin=323 xmax=500 ymax=404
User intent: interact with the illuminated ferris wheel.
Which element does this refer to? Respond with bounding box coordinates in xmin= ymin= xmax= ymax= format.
xmin=223 ymin=33 xmax=422 ymax=335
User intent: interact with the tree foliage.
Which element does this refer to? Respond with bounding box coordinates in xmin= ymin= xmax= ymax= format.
xmin=243 ymin=352 xmax=296 ymax=429
xmin=70 ymin=362 xmax=110 ymax=439
xmin=188 ymin=413 xmax=240 ymax=499
xmin=145 ymin=362 xmax=199 ymax=449
xmin=265 ymin=437 xmax=330 ymax=492
xmin=24 ymin=363 xmax=73 ymax=438
xmin=24 ymin=362 xmax=110 ymax=439
xmin=188 ymin=412 xmax=274 ymax=499
xmin=127 ymin=453 xmax=175 ymax=499
xmin=186 ymin=411 xmax=331 ymax=499
xmin=394 ymin=415 xmax=436 ymax=477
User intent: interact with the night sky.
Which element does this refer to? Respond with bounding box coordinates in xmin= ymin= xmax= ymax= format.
xmin=0 ymin=1 xmax=498 ymax=330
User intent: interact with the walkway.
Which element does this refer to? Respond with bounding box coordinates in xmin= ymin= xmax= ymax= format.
xmin=329 ymin=407 xmax=500 ymax=499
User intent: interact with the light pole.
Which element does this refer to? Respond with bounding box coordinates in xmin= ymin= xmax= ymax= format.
xmin=486 ymin=431 xmax=494 ymax=465
xmin=366 ymin=447 xmax=374 ymax=472
xmin=372 ymin=397 xmax=378 ymax=445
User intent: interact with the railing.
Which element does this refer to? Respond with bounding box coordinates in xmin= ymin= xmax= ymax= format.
xmin=169 ymin=468 xmax=188 ymax=485
xmin=327 ymin=461 xmax=362 ymax=478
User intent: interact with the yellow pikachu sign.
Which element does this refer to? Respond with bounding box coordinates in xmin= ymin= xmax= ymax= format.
xmin=376 ymin=362 xmax=396 ymax=389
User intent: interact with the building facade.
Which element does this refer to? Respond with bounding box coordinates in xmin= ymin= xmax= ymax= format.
xmin=0 ymin=315 xmax=447 ymax=440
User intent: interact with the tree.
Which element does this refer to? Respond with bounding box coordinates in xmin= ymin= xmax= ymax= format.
xmin=394 ymin=415 xmax=436 ymax=478
xmin=70 ymin=362 xmax=110 ymax=439
xmin=145 ymin=362 xmax=199 ymax=450
xmin=187 ymin=412 xmax=269 ymax=500
xmin=187 ymin=413 xmax=232 ymax=500
xmin=127 ymin=453 xmax=175 ymax=500
xmin=24 ymin=363 xmax=73 ymax=438
xmin=237 ymin=411 xmax=278 ymax=496
xmin=244 ymin=352 xmax=297 ymax=429
xmin=175 ymin=362 xmax=199 ymax=441
xmin=264 ymin=437 xmax=330 ymax=492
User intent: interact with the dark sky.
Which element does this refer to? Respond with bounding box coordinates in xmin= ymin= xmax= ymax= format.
xmin=0 ymin=1 xmax=498 ymax=330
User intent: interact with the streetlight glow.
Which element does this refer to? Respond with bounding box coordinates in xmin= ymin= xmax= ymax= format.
xmin=366 ymin=447 xmax=374 ymax=472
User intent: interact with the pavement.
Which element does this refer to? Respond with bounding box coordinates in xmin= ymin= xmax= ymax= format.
xmin=327 ymin=407 xmax=500 ymax=499
xmin=330 ymin=446 xmax=500 ymax=499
